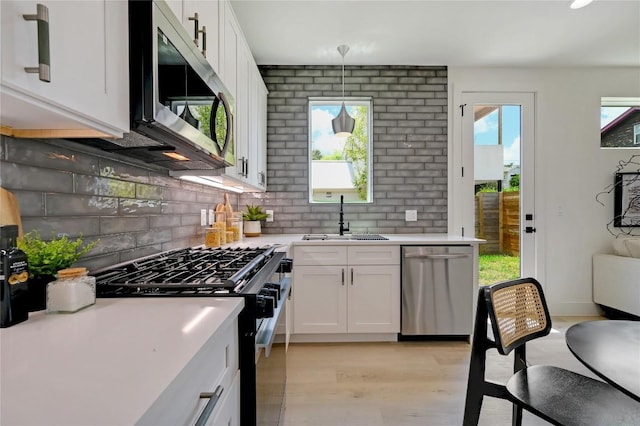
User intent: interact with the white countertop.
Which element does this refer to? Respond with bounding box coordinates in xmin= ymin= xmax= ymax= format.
xmin=231 ymin=233 xmax=484 ymax=249
xmin=0 ymin=297 xmax=244 ymax=426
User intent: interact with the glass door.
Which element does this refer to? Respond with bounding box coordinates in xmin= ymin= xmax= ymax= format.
xmin=461 ymin=92 xmax=536 ymax=285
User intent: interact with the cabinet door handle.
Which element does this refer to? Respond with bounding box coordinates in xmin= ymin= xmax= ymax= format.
xmin=341 ymin=268 xmax=345 ymax=286
xmin=23 ymin=4 xmax=51 ymax=82
xmin=200 ymin=25 xmax=207 ymax=58
xmin=188 ymin=12 xmax=200 ymax=47
xmin=195 ymin=385 xmax=223 ymax=426
xmin=244 ymin=158 xmax=249 ymax=177
xmin=350 ymin=268 xmax=354 ymax=285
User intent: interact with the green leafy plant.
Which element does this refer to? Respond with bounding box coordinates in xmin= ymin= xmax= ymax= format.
xmin=242 ymin=205 xmax=269 ymax=221
xmin=17 ymin=231 xmax=98 ymax=277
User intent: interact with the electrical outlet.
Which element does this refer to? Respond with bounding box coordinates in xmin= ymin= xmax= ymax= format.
xmin=201 ymin=209 xmax=207 ymax=226
xmin=266 ymin=209 xmax=274 ymax=222
xmin=208 ymin=209 xmax=214 ymax=225
xmin=405 ymin=210 xmax=418 ymax=222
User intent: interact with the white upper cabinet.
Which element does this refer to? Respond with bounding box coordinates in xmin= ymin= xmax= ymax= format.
xmin=166 ymin=0 xmax=220 ymax=73
xmin=219 ymin=0 xmax=239 ymax=102
xmin=253 ymin=70 xmax=268 ymax=189
xmin=0 ymin=0 xmax=128 ymax=138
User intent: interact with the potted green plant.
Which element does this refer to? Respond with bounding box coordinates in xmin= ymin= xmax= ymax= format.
xmin=242 ymin=205 xmax=269 ymax=237
xmin=17 ymin=231 xmax=98 ymax=311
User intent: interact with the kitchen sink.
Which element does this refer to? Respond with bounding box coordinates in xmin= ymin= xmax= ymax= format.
xmin=301 ymin=234 xmax=389 ymax=241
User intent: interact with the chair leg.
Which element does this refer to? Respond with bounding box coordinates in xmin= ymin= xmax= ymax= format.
xmin=463 ymin=289 xmax=490 ymax=426
xmin=510 ymin=345 xmax=526 ymax=426
xmin=463 ymin=348 xmax=486 ymax=426
xmin=512 ymin=404 xmax=523 ymax=426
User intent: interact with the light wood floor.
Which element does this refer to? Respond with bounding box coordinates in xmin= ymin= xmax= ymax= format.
xmin=282 ymin=316 xmax=603 ymax=426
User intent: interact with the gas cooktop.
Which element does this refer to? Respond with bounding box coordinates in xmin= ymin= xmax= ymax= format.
xmin=94 ymin=246 xmax=281 ymax=296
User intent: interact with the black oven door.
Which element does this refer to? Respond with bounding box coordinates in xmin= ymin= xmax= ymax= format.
xmin=255 ymin=277 xmax=290 ymax=426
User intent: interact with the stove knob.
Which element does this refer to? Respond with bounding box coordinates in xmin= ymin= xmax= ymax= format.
xmin=277 ymin=258 xmax=293 ymax=273
xmin=256 ymin=295 xmax=275 ymax=318
xmin=260 ymin=288 xmax=279 ymax=308
xmin=265 ymin=283 xmax=281 ymax=298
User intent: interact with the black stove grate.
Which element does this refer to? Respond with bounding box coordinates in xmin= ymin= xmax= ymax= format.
xmin=94 ymin=246 xmax=276 ymax=296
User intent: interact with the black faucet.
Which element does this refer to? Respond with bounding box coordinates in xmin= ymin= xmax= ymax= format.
xmin=338 ymin=195 xmax=350 ymax=236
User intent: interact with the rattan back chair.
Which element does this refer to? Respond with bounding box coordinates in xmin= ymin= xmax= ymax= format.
xmin=463 ymin=277 xmax=640 ymax=426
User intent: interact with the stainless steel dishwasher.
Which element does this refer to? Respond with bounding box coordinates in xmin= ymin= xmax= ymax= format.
xmin=401 ymin=245 xmax=474 ymax=337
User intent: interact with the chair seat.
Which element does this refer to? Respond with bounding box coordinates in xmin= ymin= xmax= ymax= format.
xmin=506 ymin=365 xmax=640 ymax=426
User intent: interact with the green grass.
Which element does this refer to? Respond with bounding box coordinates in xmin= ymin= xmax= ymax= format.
xmin=479 ymin=254 xmax=520 ymax=286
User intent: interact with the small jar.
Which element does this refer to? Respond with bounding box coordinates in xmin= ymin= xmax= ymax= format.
xmin=226 ymin=230 xmax=234 ymax=244
xmin=205 ymin=227 xmax=222 ymax=248
xmin=47 ymin=267 xmax=96 ymax=314
xmin=213 ymin=221 xmax=226 ymax=245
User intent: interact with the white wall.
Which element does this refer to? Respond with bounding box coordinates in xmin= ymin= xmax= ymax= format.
xmin=448 ymin=67 xmax=640 ymax=315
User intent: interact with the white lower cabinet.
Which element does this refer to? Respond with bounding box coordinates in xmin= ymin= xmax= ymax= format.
xmin=137 ymin=319 xmax=240 ymax=426
xmin=292 ymin=245 xmax=400 ymax=335
xmin=209 ymin=371 xmax=240 ymax=426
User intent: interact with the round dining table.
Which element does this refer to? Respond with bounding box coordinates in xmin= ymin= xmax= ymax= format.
xmin=565 ymin=320 xmax=640 ymax=402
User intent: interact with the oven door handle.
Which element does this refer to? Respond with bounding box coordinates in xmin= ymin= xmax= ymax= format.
xmin=255 ymin=277 xmax=291 ymax=357
xmin=194 ymin=385 xmax=223 ymax=426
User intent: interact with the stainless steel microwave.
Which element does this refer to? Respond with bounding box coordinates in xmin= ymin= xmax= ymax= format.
xmin=82 ymin=0 xmax=234 ymax=171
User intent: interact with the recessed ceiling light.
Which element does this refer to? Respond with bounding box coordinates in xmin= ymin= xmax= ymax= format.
xmin=570 ymin=0 xmax=594 ymax=9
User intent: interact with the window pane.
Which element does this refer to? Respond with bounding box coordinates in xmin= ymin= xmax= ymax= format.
xmin=601 ymin=97 xmax=640 ymax=148
xmin=309 ymin=98 xmax=372 ymax=203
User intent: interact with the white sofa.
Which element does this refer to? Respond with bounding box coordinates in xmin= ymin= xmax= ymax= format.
xmin=593 ymin=253 xmax=640 ymax=318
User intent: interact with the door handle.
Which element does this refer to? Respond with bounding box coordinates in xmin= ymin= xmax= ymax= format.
xmin=525 ymin=227 xmax=537 ymax=233
xmin=341 ymin=268 xmax=344 ymax=286
xmin=350 ymin=268 xmax=353 ymax=285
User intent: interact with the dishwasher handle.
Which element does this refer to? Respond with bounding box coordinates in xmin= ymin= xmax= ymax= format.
xmin=404 ymin=253 xmax=471 ymax=260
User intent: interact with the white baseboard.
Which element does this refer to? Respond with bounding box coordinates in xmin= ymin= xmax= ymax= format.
xmin=548 ymin=301 xmax=602 ymax=316
xmin=290 ymin=333 xmax=398 ymax=343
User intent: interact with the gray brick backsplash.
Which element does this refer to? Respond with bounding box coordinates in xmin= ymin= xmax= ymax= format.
xmin=1 ymin=162 xmax=73 ymax=192
xmin=75 ymin=175 xmax=136 ymax=198
xmin=100 ymin=216 xmax=148 ymax=235
xmin=4 ymin=138 xmax=99 ymax=174
xmin=242 ymin=65 xmax=448 ymax=235
xmin=22 ymin=217 xmax=100 ymax=238
xmin=120 ymin=199 xmax=164 ymax=215
xmin=137 ymin=228 xmax=173 ymax=246
xmin=1 ymin=136 xmax=230 ymax=269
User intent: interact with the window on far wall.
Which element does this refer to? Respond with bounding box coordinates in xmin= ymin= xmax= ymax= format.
xmin=601 ymin=97 xmax=640 ymax=148
xmin=308 ymin=98 xmax=373 ymax=203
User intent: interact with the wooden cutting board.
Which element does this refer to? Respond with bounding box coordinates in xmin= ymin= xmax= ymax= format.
xmin=0 ymin=187 xmax=24 ymax=236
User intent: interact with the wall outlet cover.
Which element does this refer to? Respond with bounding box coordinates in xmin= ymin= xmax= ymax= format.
xmin=266 ymin=209 xmax=274 ymax=222
xmin=405 ymin=210 xmax=418 ymax=222
xmin=208 ymin=209 xmax=214 ymax=225
xmin=201 ymin=209 xmax=207 ymax=226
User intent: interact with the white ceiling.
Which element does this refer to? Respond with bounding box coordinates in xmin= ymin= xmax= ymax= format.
xmin=230 ymin=0 xmax=640 ymax=67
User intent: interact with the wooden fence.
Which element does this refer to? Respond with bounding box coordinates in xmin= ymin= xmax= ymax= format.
xmin=475 ymin=191 xmax=520 ymax=255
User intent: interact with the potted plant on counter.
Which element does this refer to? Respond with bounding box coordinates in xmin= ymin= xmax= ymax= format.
xmin=17 ymin=231 xmax=98 ymax=311
xmin=242 ymin=205 xmax=269 ymax=237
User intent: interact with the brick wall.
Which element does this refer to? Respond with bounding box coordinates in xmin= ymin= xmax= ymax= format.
xmin=0 ymin=136 xmax=231 ymax=272
xmin=240 ymin=65 xmax=448 ymax=235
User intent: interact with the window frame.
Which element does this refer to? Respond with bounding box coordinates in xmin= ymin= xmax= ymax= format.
xmin=308 ymin=97 xmax=374 ymax=204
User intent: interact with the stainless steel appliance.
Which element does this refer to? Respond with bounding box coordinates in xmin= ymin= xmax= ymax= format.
xmin=94 ymin=246 xmax=291 ymax=426
xmin=400 ymin=245 xmax=473 ymax=337
xmin=79 ymin=0 xmax=234 ymax=171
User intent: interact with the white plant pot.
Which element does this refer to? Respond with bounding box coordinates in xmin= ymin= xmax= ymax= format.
xmin=244 ymin=220 xmax=262 ymax=237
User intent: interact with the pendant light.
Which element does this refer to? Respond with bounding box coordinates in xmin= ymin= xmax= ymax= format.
xmin=332 ymin=44 xmax=355 ymax=137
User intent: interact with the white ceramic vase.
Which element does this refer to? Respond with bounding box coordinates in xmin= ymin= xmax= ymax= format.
xmin=244 ymin=220 xmax=261 ymax=237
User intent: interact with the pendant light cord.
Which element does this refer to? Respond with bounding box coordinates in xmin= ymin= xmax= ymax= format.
xmin=342 ymin=53 xmax=345 ymax=101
